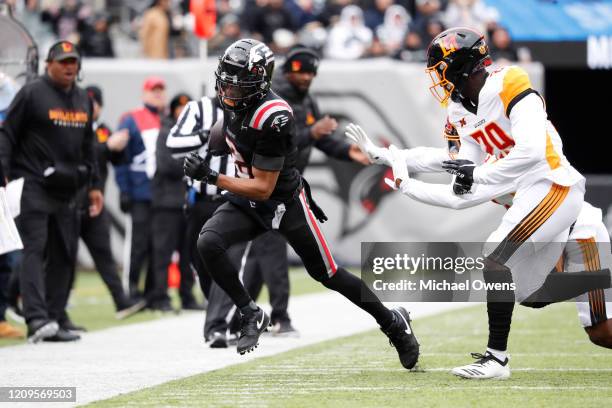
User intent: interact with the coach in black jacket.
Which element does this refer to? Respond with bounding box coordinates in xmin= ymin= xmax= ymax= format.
xmin=0 ymin=41 xmax=103 ymax=343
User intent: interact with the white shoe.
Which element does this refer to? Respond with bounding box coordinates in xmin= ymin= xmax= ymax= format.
xmin=451 ymin=352 xmax=510 ymax=379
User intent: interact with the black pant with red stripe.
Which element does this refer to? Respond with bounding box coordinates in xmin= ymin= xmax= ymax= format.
xmin=196 ymin=189 xmax=393 ymax=328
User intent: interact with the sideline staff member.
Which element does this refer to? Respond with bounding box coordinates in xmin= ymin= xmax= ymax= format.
xmin=0 ymin=41 xmax=103 ymax=343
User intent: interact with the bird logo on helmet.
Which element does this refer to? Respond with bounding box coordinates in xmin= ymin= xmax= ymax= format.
xmin=215 ymin=39 xmax=275 ymax=112
xmin=425 ymin=27 xmax=491 ymax=105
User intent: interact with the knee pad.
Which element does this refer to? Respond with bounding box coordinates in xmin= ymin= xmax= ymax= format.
xmin=196 ymin=229 xmax=226 ymax=260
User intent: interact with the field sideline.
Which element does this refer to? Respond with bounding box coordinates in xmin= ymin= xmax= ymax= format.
xmin=92 ymin=303 xmax=612 ymax=408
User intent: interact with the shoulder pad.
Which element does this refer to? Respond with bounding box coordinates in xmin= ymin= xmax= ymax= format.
xmin=499 ymin=66 xmax=532 ymax=116
xmin=248 ymin=99 xmax=293 ymax=130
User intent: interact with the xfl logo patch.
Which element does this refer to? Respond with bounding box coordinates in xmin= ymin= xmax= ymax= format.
xmin=271 ymin=115 xmax=289 ymax=132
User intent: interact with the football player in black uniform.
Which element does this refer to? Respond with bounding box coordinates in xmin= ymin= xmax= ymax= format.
xmin=183 ymin=39 xmax=419 ymax=368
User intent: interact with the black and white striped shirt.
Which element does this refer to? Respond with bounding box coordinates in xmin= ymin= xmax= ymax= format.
xmin=166 ymin=96 xmax=234 ymax=196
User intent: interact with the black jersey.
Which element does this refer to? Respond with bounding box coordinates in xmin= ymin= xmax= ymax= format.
xmin=223 ymin=91 xmax=301 ymax=203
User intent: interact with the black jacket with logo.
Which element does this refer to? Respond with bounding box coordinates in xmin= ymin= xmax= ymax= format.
xmin=272 ymin=73 xmax=351 ymax=174
xmin=0 ymin=75 xmax=100 ymax=204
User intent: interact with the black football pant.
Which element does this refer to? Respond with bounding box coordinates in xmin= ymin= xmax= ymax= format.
xmin=17 ymin=203 xmax=79 ymax=325
xmin=126 ymin=201 xmax=154 ymax=299
xmin=184 ymin=200 xmax=225 ymax=298
xmin=80 ymin=209 xmax=129 ymax=310
xmin=197 ymin=190 xmax=393 ymax=328
xmin=150 ymin=207 xmax=196 ymax=306
xmin=204 ymin=231 xmax=290 ymax=338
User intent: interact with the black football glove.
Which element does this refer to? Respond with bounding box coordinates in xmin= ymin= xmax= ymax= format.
xmin=183 ymin=152 xmax=219 ymax=184
xmin=442 ymin=159 xmax=475 ymax=195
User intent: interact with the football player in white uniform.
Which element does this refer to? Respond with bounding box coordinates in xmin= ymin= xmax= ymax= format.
xmin=347 ymin=117 xmax=612 ymax=378
xmin=347 ymin=123 xmax=612 ymax=378
xmin=347 ymin=26 xmax=599 ymax=379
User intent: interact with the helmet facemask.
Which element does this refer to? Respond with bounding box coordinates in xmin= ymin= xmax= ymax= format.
xmin=426 ymin=60 xmax=455 ymax=106
xmin=215 ymin=72 xmax=267 ymax=112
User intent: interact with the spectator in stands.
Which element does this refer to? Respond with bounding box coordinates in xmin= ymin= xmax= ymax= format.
xmin=376 ymin=4 xmax=411 ymax=55
xmin=40 ymin=0 xmax=90 ymax=43
xmin=489 ymin=26 xmax=531 ymax=64
xmin=79 ymin=12 xmax=115 ymax=58
xmin=395 ymin=17 xmax=443 ymax=61
xmin=409 ymin=0 xmax=444 ymax=42
xmin=443 ymin=0 xmax=498 ymax=34
xmin=364 ymin=0 xmax=395 ymax=32
xmin=244 ymin=0 xmax=296 ymax=45
xmin=139 ymin=0 xmax=171 ymax=59
xmin=325 ymin=5 xmax=373 ymax=59
xmin=317 ymin=0 xmax=353 ymax=28
xmin=208 ymin=14 xmax=243 ymax=56
xmin=114 ymin=76 xmax=166 ymax=306
xmin=286 ymin=0 xmax=318 ymax=29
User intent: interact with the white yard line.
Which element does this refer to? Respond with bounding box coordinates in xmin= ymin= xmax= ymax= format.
xmin=0 ymin=294 xmax=468 ymax=406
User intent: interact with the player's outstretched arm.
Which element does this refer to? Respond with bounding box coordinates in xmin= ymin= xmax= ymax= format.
xmin=397 ymin=179 xmax=514 ymax=210
xmin=344 ymin=123 xmax=391 ymax=165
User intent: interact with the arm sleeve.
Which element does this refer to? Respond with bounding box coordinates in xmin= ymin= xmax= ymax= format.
xmin=400 ymin=179 xmax=515 ymax=210
xmin=473 ymin=93 xmax=546 ymax=185
xmin=252 ymin=112 xmax=292 ymax=171
xmin=166 ymin=101 xmax=207 ymax=157
xmin=401 ymin=146 xmax=450 ymax=173
xmin=314 ymin=136 xmax=351 ymax=161
xmin=0 ymin=87 xmax=28 ymax=176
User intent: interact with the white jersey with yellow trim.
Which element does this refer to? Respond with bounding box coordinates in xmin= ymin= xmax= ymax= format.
xmin=447 ymin=65 xmax=583 ymax=189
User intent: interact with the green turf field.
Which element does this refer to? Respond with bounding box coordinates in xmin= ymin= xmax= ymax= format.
xmin=91 ymin=302 xmax=612 ymax=408
xmin=0 ymin=267 xmax=324 ymax=347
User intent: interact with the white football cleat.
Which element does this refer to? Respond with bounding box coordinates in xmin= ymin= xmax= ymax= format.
xmin=451 ymin=352 xmax=510 ymax=379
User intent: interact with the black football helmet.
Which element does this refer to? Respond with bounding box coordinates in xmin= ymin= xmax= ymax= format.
xmin=215 ymin=39 xmax=275 ymax=112
xmin=425 ymin=27 xmax=491 ymax=105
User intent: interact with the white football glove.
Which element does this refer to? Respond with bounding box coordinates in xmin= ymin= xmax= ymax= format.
xmin=384 ymin=144 xmax=410 ymax=191
xmin=344 ymin=123 xmax=391 ymax=165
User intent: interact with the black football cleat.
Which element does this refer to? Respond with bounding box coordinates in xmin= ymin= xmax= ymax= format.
xmin=236 ymin=307 xmax=270 ymax=355
xmin=381 ymin=307 xmax=420 ymax=369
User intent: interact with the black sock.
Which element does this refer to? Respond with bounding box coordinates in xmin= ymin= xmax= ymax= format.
xmin=483 ymin=259 xmax=515 ymax=351
xmin=322 ymin=267 xmax=394 ymax=328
